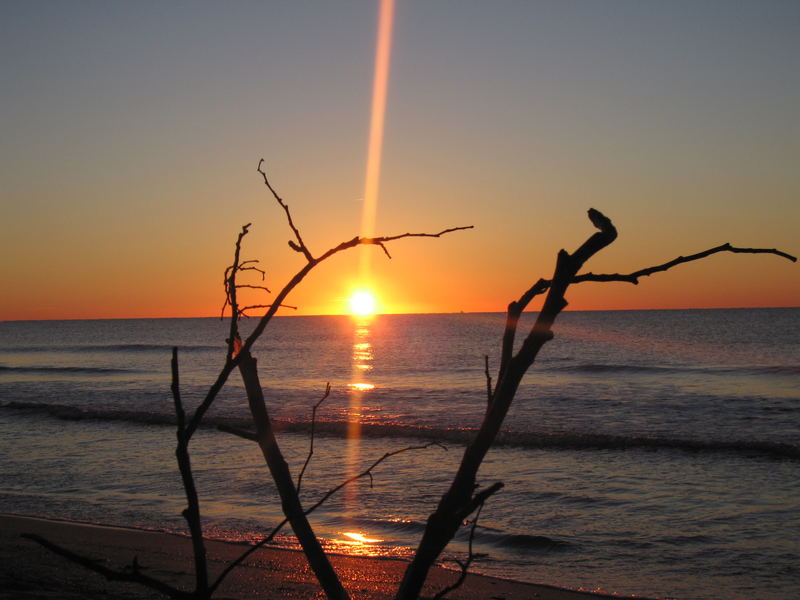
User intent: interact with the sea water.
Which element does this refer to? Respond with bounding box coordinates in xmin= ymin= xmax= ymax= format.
xmin=0 ymin=309 xmax=798 ymax=599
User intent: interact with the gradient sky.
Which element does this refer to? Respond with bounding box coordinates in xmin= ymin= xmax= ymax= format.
xmin=2 ymin=1 xmax=798 ymax=319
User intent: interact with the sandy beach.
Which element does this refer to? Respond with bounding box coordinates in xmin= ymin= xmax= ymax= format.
xmin=1 ymin=514 xmax=630 ymax=600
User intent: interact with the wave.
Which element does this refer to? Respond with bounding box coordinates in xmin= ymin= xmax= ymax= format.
xmin=3 ymin=401 xmax=798 ymax=460
xmin=554 ymin=364 xmax=682 ymax=374
xmin=0 ymin=344 xmax=220 ymax=354
xmin=316 ymin=514 xmax=575 ymax=553
xmin=0 ymin=366 xmax=143 ymax=375
xmin=553 ymin=363 xmax=800 ymax=377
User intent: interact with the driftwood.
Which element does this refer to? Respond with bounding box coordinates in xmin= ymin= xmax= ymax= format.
xmin=394 ymin=209 xmax=796 ymax=599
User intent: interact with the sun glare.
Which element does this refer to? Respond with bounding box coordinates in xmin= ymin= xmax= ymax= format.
xmin=348 ymin=291 xmax=378 ymax=316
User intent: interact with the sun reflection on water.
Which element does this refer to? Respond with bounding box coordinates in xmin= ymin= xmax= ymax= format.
xmin=346 ymin=317 xmax=376 ymax=512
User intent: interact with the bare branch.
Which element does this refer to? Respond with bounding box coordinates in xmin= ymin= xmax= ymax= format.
xmin=235 ymin=283 xmax=272 ymax=293
xmin=359 ymin=226 xmax=475 ymax=249
xmin=171 ymin=348 xmax=209 ymax=595
xmin=303 ymin=441 xmax=447 ymax=516
xmin=237 ymin=303 xmax=297 ymax=317
xmin=221 ymin=223 xmax=252 ymax=361
xmin=21 ymin=534 xmax=191 ymax=600
xmin=209 ymin=517 xmax=289 ymax=595
xmin=297 ymin=382 xmax=332 ymax=495
xmin=432 ymin=503 xmax=488 ymax=600
xmin=497 ymin=279 xmax=549 ymax=384
xmin=574 ymin=243 xmax=797 ymax=285
xmin=257 ymin=159 xmax=315 ymax=262
xmin=238 ymin=260 xmax=266 ymax=279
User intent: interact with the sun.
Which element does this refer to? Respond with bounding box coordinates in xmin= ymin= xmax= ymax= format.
xmin=348 ymin=290 xmax=378 ymax=317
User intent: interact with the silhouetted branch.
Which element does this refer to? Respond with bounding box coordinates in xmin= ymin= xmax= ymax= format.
xmin=220 ymin=224 xmax=253 ymax=359
xmin=304 ymin=441 xmax=447 ymax=515
xmin=257 ymin=159 xmax=314 ymax=262
xmin=573 ymin=243 xmax=797 ymax=285
xmin=172 ymin=347 xmax=209 ymax=597
xmin=432 ymin=502 xmax=488 ymax=600
xmin=209 ymin=517 xmax=289 ymax=596
xmin=218 ymin=425 xmax=447 ymax=517
xmin=297 ymin=383 xmax=332 ymax=495
xmin=497 ymin=279 xmax=549 ymax=385
xmin=235 ymin=284 xmax=272 ymax=293
xmin=21 ymin=533 xmax=191 ymax=600
xmin=237 ymin=303 xmax=297 ymax=318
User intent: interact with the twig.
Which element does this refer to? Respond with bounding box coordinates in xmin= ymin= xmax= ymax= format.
xmin=21 ymin=534 xmax=192 ymax=600
xmin=297 ymin=383 xmax=332 ymax=495
xmin=257 ymin=159 xmax=315 ymax=262
xmin=432 ymin=502 xmax=488 ymax=600
xmin=221 ymin=224 xmax=252 ymax=362
xmin=303 ymin=441 xmax=447 ymax=516
xmin=235 ymin=284 xmax=272 ymax=293
xmin=209 ymin=517 xmax=289 ymax=596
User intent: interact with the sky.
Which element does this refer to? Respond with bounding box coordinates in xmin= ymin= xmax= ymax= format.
xmin=1 ymin=0 xmax=798 ymax=319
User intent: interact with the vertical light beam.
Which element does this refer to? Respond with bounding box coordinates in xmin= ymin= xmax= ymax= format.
xmin=359 ymin=0 xmax=396 ymax=275
xmin=346 ymin=0 xmax=396 ymax=519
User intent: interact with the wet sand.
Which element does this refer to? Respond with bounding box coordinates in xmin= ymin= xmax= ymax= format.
xmin=1 ymin=514 xmax=629 ymax=599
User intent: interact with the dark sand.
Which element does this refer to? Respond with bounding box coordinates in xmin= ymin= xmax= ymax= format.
xmin=1 ymin=514 xmax=629 ymax=599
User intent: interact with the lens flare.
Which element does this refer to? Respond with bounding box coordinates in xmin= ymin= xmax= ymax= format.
xmin=348 ymin=290 xmax=378 ymax=316
xmin=360 ymin=0 xmax=395 ymax=275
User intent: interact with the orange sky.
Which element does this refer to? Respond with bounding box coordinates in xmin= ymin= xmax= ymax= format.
xmin=1 ymin=2 xmax=798 ymax=320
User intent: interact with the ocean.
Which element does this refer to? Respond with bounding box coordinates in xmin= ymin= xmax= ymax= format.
xmin=1 ymin=309 xmax=798 ymax=599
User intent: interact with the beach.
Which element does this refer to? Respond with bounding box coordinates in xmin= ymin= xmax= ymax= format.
xmin=1 ymin=514 xmax=624 ymax=600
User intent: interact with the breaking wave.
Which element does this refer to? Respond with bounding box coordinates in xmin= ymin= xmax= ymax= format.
xmin=3 ymin=401 xmax=797 ymax=460
xmin=0 ymin=365 xmax=143 ymax=375
xmin=0 ymin=343 xmax=219 ymax=354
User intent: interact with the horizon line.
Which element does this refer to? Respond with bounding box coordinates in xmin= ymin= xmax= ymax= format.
xmin=2 ymin=305 xmax=798 ymax=323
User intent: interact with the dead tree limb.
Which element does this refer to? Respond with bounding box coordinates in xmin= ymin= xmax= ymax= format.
xmin=574 ymin=243 xmax=796 ymax=284
xmin=297 ymin=382 xmax=332 ymax=495
xmin=21 ymin=533 xmax=192 ymax=600
xmin=172 ymin=347 xmax=210 ymax=598
xmin=236 ymin=346 xmax=348 ymax=599
xmin=395 ymin=208 xmax=794 ymax=599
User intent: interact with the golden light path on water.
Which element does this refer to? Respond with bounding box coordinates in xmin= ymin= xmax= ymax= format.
xmin=344 ymin=317 xmax=375 ymax=528
xmin=338 ymin=0 xmax=396 ymax=551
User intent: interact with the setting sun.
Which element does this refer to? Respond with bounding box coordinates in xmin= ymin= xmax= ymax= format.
xmin=348 ymin=290 xmax=378 ymax=316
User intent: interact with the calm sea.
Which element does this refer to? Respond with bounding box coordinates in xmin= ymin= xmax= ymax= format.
xmin=1 ymin=309 xmax=798 ymax=599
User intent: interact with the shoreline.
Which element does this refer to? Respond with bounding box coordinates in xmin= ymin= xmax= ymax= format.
xmin=1 ymin=514 xmax=636 ymax=599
